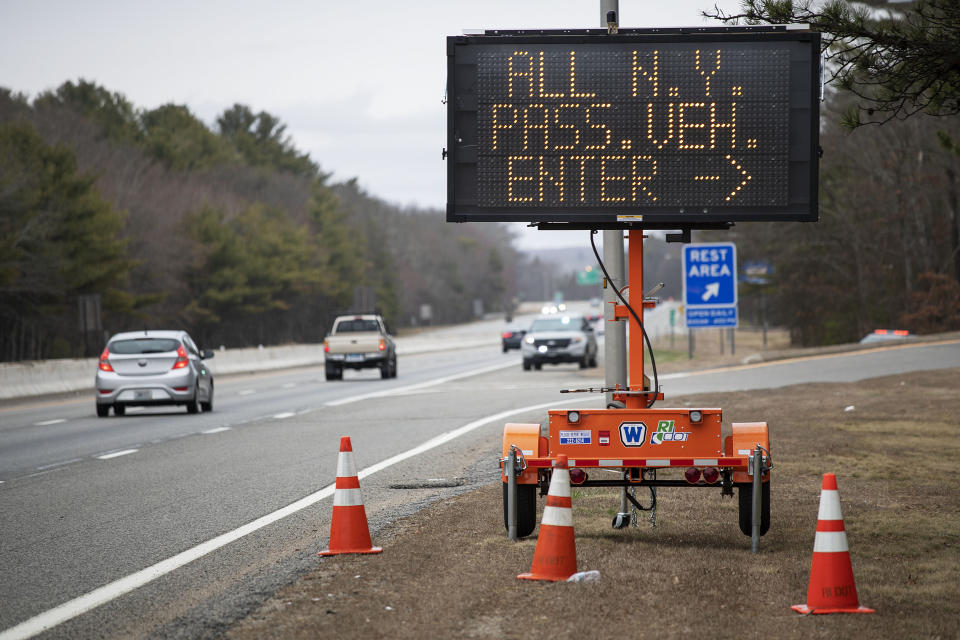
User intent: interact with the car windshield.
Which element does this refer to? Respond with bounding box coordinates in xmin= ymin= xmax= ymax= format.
xmin=109 ymin=338 xmax=180 ymax=354
xmin=336 ymin=319 xmax=379 ymax=333
xmin=529 ymin=316 xmax=580 ymax=332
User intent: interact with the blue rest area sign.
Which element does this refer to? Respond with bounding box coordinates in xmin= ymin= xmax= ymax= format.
xmin=682 ymin=242 xmax=738 ymax=328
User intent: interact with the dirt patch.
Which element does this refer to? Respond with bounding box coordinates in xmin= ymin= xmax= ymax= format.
xmin=226 ymin=368 xmax=960 ymax=640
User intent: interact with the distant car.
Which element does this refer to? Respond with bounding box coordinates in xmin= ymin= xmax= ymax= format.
xmin=521 ymin=314 xmax=599 ymax=370
xmin=501 ymin=327 xmax=527 ymax=352
xmin=95 ymin=330 xmax=214 ymax=417
xmin=860 ymin=329 xmax=914 ymax=344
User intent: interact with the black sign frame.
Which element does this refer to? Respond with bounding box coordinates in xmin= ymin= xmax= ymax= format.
xmin=446 ymin=28 xmax=820 ymax=227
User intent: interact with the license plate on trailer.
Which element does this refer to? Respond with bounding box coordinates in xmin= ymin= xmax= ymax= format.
xmin=345 ymin=354 xmax=364 ymax=363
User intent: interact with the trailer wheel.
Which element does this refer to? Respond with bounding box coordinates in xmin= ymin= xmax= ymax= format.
xmin=502 ymin=482 xmax=537 ymax=539
xmin=737 ymin=481 xmax=770 ymax=536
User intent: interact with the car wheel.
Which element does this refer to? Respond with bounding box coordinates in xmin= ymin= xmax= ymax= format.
xmin=579 ymin=356 xmax=588 ymax=369
xmin=113 ymin=404 xmax=125 ymax=416
xmin=96 ymin=404 xmax=109 ymax=418
xmin=502 ymin=344 xmax=509 ymax=353
xmin=380 ymin=362 xmax=391 ymax=379
xmin=522 ymin=359 xmax=531 ymax=371
xmin=325 ymin=364 xmax=341 ymax=381
xmin=391 ymin=357 xmax=398 ymax=378
xmin=534 ymin=362 xmax=542 ymax=370
xmin=186 ymin=389 xmax=200 ymax=414
xmin=589 ymin=352 xmax=599 ymax=368
xmin=201 ymin=385 xmax=214 ymax=412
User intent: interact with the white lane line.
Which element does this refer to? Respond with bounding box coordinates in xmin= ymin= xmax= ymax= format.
xmin=34 ymin=419 xmax=66 ymax=426
xmin=201 ymin=427 xmax=232 ymax=435
xmin=95 ymin=450 xmax=138 ymax=460
xmin=281 ymin=383 xmax=296 ymax=389
xmin=325 ymin=361 xmax=516 ymax=407
xmin=35 ymin=458 xmax=83 ymax=471
xmin=273 ymin=412 xmax=296 ymax=420
xmin=238 ymin=390 xmax=256 ymax=396
xmin=0 ymin=396 xmax=597 ymax=640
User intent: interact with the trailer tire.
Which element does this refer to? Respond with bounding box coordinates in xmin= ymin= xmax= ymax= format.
xmin=502 ymin=482 xmax=537 ymax=539
xmin=737 ymin=481 xmax=770 ymax=536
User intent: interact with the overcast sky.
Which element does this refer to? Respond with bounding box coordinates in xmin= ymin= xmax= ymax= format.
xmin=1 ymin=0 xmax=740 ymax=250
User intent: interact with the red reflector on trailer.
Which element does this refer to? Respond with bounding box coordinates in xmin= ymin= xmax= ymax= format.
xmin=569 ymin=468 xmax=587 ymax=485
xmin=702 ymin=467 xmax=720 ymax=484
xmin=684 ymin=467 xmax=701 ymax=484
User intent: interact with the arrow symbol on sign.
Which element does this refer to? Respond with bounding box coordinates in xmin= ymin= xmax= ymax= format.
xmin=702 ymin=282 xmax=720 ymax=302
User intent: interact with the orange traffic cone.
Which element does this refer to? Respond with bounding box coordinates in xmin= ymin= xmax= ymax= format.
xmin=318 ymin=436 xmax=382 ymax=556
xmin=518 ymin=454 xmax=577 ymax=581
xmin=792 ymin=473 xmax=873 ymax=614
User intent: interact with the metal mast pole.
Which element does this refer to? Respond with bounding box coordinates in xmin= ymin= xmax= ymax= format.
xmin=601 ymin=0 xmax=634 ymax=530
xmin=600 ymin=0 xmax=627 ymax=408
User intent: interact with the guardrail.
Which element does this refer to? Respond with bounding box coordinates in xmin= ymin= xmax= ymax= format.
xmin=0 ymin=334 xmax=500 ymax=401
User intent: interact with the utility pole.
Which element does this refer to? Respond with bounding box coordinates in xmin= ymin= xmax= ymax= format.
xmin=601 ymin=0 xmax=627 ymax=408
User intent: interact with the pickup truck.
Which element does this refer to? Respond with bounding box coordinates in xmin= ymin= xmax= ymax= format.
xmin=323 ymin=314 xmax=397 ymax=381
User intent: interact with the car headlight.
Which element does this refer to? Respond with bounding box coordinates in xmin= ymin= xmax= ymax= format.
xmin=524 ymin=335 xmax=535 ymax=344
xmin=570 ymin=336 xmax=583 ymax=344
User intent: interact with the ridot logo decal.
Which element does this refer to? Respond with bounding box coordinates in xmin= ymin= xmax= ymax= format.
xmin=619 ymin=422 xmax=648 ymax=447
xmin=650 ymin=419 xmax=689 ymax=444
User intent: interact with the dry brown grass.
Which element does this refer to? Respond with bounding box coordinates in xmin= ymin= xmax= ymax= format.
xmin=227 ymin=368 xmax=960 ymax=640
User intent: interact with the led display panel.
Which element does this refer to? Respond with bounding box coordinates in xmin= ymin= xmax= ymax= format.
xmin=446 ymin=30 xmax=820 ymax=225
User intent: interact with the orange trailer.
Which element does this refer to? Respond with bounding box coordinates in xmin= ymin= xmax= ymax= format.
xmin=501 ymin=230 xmax=771 ymax=548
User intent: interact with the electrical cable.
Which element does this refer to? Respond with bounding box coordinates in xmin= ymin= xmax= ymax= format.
xmin=589 ymin=230 xmax=659 ymax=408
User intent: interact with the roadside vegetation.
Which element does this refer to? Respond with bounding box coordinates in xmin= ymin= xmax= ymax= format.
xmin=227 ymin=367 xmax=960 ymax=640
xmin=0 ymin=83 xmax=535 ymax=361
xmin=704 ymin=0 xmax=960 ymax=344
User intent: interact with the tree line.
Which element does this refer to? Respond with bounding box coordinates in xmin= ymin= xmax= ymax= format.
xmin=0 ymin=81 xmax=529 ymax=361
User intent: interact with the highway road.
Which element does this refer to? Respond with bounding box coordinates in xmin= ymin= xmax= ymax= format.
xmin=1 ymin=334 xmax=957 ymax=639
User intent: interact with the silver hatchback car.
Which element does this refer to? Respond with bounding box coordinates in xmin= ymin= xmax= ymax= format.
xmin=95 ymin=330 xmax=214 ymax=417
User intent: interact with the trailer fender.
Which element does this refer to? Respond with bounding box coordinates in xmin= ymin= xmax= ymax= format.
xmin=727 ymin=421 xmax=770 ymax=484
xmin=502 ymin=423 xmax=543 ymax=484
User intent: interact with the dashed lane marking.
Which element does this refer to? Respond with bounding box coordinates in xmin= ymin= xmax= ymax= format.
xmin=95 ymin=449 xmax=138 ymax=460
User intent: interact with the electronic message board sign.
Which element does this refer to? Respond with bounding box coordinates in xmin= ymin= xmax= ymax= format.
xmin=446 ymin=29 xmax=820 ymax=226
